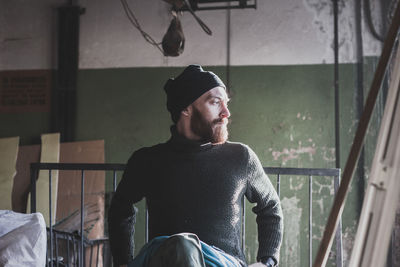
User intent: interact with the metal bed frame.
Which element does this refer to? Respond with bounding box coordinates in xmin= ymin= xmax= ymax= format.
xmin=30 ymin=163 xmax=342 ymax=267
xmin=46 ymin=228 xmax=110 ymax=267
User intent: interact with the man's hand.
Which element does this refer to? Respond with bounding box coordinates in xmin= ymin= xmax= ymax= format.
xmin=260 ymin=257 xmax=276 ymax=267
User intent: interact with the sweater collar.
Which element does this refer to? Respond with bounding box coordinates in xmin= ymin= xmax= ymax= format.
xmin=167 ymin=126 xmax=214 ymax=152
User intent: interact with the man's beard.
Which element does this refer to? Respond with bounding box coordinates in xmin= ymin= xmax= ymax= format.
xmin=190 ymin=107 xmax=229 ymax=144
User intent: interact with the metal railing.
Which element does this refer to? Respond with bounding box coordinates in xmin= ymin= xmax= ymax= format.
xmin=31 ymin=163 xmax=342 ymax=267
xmin=259 ymin=167 xmax=343 ymax=267
xmin=30 ymin=163 xmax=125 ymax=267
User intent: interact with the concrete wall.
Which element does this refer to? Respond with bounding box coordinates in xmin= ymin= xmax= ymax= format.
xmin=1 ymin=0 xmax=384 ymax=70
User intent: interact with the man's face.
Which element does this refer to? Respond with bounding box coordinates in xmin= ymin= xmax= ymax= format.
xmin=190 ymin=86 xmax=231 ymax=144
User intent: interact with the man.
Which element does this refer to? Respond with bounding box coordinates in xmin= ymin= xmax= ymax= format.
xmin=109 ymin=65 xmax=283 ymax=267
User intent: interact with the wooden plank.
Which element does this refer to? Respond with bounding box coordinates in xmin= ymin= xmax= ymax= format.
xmin=0 ymin=137 xmax=19 ymax=210
xmin=37 ymin=133 xmax=60 ymax=226
xmin=12 ymin=144 xmax=40 ymax=213
xmin=313 ymin=2 xmax=400 ymax=266
xmin=349 ymin=36 xmax=400 ymax=267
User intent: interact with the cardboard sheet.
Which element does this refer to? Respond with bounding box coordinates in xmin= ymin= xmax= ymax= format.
xmin=56 ymin=140 xmax=105 ymax=239
xmin=13 ymin=140 xmax=105 ymax=235
xmin=12 ymin=145 xmax=40 ymax=213
xmin=0 ymin=137 xmax=19 ymax=210
xmin=56 ymin=140 xmax=105 ymax=267
xmin=28 ymin=133 xmax=60 ymax=226
xmin=12 ymin=139 xmax=105 ymax=266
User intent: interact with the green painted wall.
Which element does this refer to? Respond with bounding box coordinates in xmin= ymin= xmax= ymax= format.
xmin=0 ymin=111 xmax=50 ymax=145
xmin=0 ymin=63 xmax=382 ymax=266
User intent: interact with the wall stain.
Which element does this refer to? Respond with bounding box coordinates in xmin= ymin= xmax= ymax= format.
xmin=281 ymin=196 xmax=302 ymax=267
xmin=314 ymin=179 xmax=334 ymax=195
xmin=342 ymin=224 xmax=356 ymax=264
xmin=3 ymin=37 xmax=32 ymax=42
xmin=296 ymin=112 xmax=312 ymax=121
xmin=303 ymin=0 xmax=357 ymax=62
xmin=321 ymin=146 xmax=336 ymax=162
xmin=271 ymin=143 xmax=316 ymax=165
xmin=315 ymin=198 xmax=325 ymax=214
xmin=289 ymin=177 xmax=305 ymax=191
xmin=272 ymin=122 xmax=286 ymax=134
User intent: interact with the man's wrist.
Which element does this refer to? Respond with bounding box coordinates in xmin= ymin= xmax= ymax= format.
xmin=260 ymin=256 xmax=276 ymax=267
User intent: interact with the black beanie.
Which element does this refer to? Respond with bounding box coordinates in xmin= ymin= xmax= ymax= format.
xmin=164 ymin=65 xmax=226 ymax=123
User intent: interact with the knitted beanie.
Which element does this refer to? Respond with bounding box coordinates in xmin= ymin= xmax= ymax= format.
xmin=164 ymin=65 xmax=226 ymax=123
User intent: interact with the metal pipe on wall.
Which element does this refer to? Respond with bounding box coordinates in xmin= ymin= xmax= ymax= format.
xmin=355 ymin=0 xmax=366 ymax=222
xmin=226 ymin=1 xmax=231 ymax=93
xmin=333 ymin=0 xmax=340 ymax=170
xmin=52 ymin=5 xmax=83 ymax=142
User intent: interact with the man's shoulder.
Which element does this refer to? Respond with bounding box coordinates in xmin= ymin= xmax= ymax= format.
xmin=132 ymin=142 xmax=168 ymax=155
xmin=224 ymin=141 xmax=251 ymax=150
xmin=126 ymin=142 xmax=169 ymax=163
xmin=222 ymin=141 xmax=253 ymax=156
xmin=223 ymin=141 xmax=261 ymax=161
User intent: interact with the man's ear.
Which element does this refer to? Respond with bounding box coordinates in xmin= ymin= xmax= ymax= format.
xmin=181 ymin=105 xmax=192 ymax=117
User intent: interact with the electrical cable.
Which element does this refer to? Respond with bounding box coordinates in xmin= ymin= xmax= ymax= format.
xmin=120 ymin=0 xmax=164 ymax=55
xmin=364 ymin=0 xmax=385 ymax=42
xmin=183 ymin=0 xmax=212 ymax=35
xmin=226 ymin=0 xmax=230 ymax=94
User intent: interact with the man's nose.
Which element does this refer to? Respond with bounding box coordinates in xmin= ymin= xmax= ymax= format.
xmin=220 ymin=103 xmax=231 ymax=119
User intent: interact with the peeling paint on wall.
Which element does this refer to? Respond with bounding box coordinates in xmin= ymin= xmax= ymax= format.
xmin=281 ymin=196 xmax=302 ymax=267
xmin=321 ymin=146 xmax=336 ymax=162
xmin=271 ymin=143 xmax=316 ymax=165
xmin=342 ymin=224 xmax=356 ymax=264
xmin=303 ymin=0 xmax=358 ymax=63
xmin=289 ymin=177 xmax=305 ymax=191
xmin=2 ymin=0 xmax=385 ymax=70
xmin=271 ymin=122 xmax=286 ymax=134
xmin=296 ymin=112 xmax=312 ymax=121
xmin=314 ymin=179 xmax=335 ymax=195
xmin=315 ymin=198 xmax=324 ymax=214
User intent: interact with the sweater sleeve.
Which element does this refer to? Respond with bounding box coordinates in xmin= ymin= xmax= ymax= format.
xmin=244 ymin=146 xmax=283 ymax=264
xmin=108 ymin=149 xmax=147 ymax=266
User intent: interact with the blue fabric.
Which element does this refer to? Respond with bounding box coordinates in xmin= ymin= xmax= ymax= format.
xmin=130 ymin=236 xmax=166 ymax=267
xmin=129 ymin=235 xmax=242 ymax=267
xmin=201 ymin=242 xmax=242 ymax=267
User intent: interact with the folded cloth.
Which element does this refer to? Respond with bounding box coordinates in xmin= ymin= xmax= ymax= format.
xmin=0 ymin=210 xmax=46 ymax=267
xmin=130 ymin=233 xmax=242 ymax=267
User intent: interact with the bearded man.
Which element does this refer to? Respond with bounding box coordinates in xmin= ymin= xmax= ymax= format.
xmin=108 ymin=65 xmax=283 ymax=267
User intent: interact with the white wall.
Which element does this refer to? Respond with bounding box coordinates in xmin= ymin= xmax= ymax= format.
xmin=1 ymin=0 xmax=58 ymax=70
xmin=0 ymin=0 xmax=385 ymax=70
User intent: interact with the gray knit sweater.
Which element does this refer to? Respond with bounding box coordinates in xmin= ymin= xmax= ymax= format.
xmin=108 ymin=128 xmax=283 ymax=266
